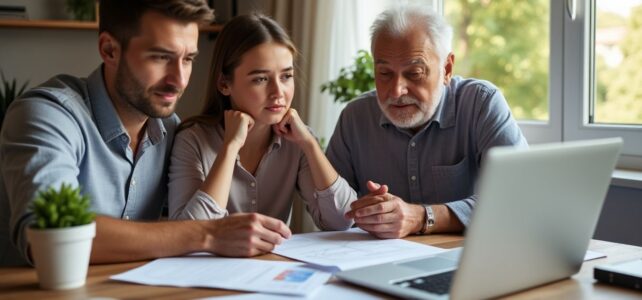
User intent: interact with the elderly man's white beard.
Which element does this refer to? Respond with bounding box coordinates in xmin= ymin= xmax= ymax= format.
xmin=379 ymin=83 xmax=444 ymax=129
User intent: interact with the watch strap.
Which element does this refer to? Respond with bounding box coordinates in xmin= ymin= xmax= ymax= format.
xmin=419 ymin=205 xmax=435 ymax=234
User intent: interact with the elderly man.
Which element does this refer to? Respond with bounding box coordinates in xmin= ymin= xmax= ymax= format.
xmin=327 ymin=5 xmax=527 ymax=239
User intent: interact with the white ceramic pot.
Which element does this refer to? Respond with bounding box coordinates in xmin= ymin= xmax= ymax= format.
xmin=26 ymin=221 xmax=96 ymax=290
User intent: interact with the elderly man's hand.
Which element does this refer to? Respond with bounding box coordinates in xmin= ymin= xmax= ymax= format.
xmin=345 ymin=181 xmax=425 ymax=239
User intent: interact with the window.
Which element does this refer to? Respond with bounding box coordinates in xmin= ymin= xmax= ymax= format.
xmin=593 ymin=1 xmax=642 ymax=125
xmin=565 ymin=0 xmax=642 ymax=168
xmin=445 ymin=0 xmax=561 ymax=144
xmin=445 ymin=0 xmax=642 ymax=168
xmin=445 ymin=0 xmax=550 ymax=122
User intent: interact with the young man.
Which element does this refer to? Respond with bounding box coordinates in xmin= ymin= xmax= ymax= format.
xmin=0 ymin=0 xmax=290 ymax=266
xmin=327 ymin=6 xmax=528 ymax=239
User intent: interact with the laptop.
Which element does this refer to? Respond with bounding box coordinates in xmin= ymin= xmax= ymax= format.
xmin=336 ymin=138 xmax=622 ymax=299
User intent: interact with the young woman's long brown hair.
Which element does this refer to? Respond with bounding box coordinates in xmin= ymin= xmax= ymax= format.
xmin=179 ymin=13 xmax=298 ymax=131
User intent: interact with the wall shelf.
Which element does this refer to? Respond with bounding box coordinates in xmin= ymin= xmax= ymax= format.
xmin=0 ymin=19 xmax=223 ymax=33
xmin=0 ymin=19 xmax=97 ymax=30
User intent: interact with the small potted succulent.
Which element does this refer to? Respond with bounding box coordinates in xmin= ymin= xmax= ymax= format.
xmin=26 ymin=183 xmax=96 ymax=290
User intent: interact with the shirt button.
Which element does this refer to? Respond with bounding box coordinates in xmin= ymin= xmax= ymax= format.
xmin=410 ymin=142 xmax=416 ymax=147
xmin=124 ymin=215 xmax=130 ymax=220
xmin=250 ymin=182 xmax=256 ymax=187
xmin=251 ymin=200 xmax=256 ymax=204
xmin=411 ymin=175 xmax=417 ymax=181
xmin=131 ymin=179 xmax=136 ymax=187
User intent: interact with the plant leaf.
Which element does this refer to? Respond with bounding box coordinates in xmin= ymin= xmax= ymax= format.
xmin=29 ymin=183 xmax=95 ymax=229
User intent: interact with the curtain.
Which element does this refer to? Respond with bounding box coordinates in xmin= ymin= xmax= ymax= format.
xmin=269 ymin=0 xmax=323 ymax=233
xmin=269 ymin=0 xmax=395 ymax=233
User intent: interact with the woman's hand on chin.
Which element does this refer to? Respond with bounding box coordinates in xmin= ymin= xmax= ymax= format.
xmin=272 ymin=108 xmax=315 ymax=147
xmin=223 ymin=110 xmax=254 ymax=150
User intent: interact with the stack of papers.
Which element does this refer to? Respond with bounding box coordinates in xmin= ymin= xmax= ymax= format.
xmin=110 ymin=228 xmax=448 ymax=297
xmin=273 ymin=228 xmax=447 ymax=271
xmin=111 ymin=257 xmax=331 ymax=296
xmin=200 ymin=282 xmax=387 ymax=300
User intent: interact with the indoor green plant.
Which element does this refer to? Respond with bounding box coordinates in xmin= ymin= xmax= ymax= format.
xmin=0 ymin=71 xmax=28 ymax=130
xmin=26 ymin=183 xmax=96 ymax=290
xmin=66 ymin=0 xmax=97 ymax=21
xmin=320 ymin=49 xmax=375 ymax=103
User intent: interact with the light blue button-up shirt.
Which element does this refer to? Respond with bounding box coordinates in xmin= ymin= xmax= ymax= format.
xmin=0 ymin=66 xmax=179 ymax=266
xmin=327 ymin=76 xmax=528 ymax=227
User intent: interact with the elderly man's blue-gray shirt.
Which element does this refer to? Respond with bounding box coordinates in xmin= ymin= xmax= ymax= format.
xmin=0 ymin=67 xmax=179 ymax=266
xmin=326 ymin=76 xmax=527 ymax=226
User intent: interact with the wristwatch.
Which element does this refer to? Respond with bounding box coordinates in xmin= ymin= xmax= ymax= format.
xmin=419 ymin=205 xmax=435 ymax=234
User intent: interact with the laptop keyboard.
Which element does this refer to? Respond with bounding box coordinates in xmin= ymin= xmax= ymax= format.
xmin=393 ymin=270 xmax=455 ymax=295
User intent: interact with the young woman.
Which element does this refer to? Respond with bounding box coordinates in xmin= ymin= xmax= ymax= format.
xmin=168 ymin=14 xmax=356 ymax=231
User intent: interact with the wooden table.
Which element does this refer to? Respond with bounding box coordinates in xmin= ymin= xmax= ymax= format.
xmin=1 ymin=235 xmax=641 ymax=299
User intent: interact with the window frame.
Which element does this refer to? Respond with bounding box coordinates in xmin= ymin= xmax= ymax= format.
xmin=517 ymin=0 xmax=564 ymax=145
xmin=441 ymin=0 xmax=642 ymax=169
xmin=564 ymin=0 xmax=642 ymax=169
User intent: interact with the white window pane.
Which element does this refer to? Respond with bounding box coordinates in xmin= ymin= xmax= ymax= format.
xmin=445 ymin=0 xmax=550 ymax=121
xmin=594 ymin=0 xmax=642 ymax=125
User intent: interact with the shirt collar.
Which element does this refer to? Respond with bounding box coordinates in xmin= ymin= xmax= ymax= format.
xmin=87 ymin=65 xmax=167 ymax=145
xmin=270 ymin=132 xmax=283 ymax=152
xmin=146 ymin=118 xmax=167 ymax=145
xmin=378 ymin=85 xmax=456 ymax=131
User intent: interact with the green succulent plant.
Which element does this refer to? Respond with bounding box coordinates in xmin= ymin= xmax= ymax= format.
xmin=320 ymin=50 xmax=375 ymax=103
xmin=31 ymin=183 xmax=95 ymax=229
xmin=0 ymin=70 xmax=29 ymax=128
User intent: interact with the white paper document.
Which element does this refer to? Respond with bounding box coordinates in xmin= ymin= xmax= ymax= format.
xmin=200 ymin=282 xmax=387 ymax=300
xmin=273 ymin=228 xmax=446 ymax=271
xmin=584 ymin=250 xmax=606 ymax=261
xmin=110 ymin=256 xmax=331 ymax=296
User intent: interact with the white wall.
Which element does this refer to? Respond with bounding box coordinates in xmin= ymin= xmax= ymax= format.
xmin=0 ymin=0 xmax=69 ymax=20
xmin=594 ymin=186 xmax=642 ymax=247
xmin=0 ymin=28 xmax=100 ymax=89
xmin=0 ymin=0 xmax=216 ymax=119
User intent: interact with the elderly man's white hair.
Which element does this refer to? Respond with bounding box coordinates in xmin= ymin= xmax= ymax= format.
xmin=370 ymin=5 xmax=453 ymax=65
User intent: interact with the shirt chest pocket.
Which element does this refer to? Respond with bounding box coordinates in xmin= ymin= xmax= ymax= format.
xmin=431 ymin=157 xmax=473 ymax=202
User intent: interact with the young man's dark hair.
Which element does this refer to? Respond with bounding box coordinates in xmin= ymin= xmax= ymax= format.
xmin=99 ymin=0 xmax=215 ymax=49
